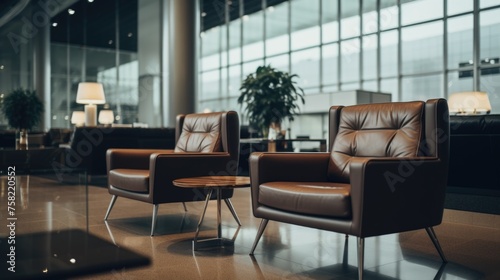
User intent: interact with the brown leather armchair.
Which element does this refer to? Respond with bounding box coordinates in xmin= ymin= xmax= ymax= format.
xmin=249 ymin=99 xmax=449 ymax=279
xmin=104 ymin=111 xmax=240 ymax=236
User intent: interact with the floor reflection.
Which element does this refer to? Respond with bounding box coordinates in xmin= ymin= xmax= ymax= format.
xmin=1 ymin=179 xmax=499 ymax=280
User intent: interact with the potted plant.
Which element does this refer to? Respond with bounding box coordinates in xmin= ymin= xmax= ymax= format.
xmin=237 ymin=65 xmax=305 ymax=139
xmin=1 ymin=88 xmax=44 ymax=149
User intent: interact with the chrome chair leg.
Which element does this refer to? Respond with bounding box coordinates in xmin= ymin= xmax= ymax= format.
xmin=104 ymin=195 xmax=117 ymax=220
xmin=151 ymin=204 xmax=159 ymax=236
xmin=342 ymin=235 xmax=349 ymax=269
xmin=425 ymin=227 xmax=447 ymax=263
xmin=224 ymin=198 xmax=241 ymax=226
xmin=357 ymin=237 xmax=364 ymax=280
xmin=249 ymin=219 xmax=269 ymax=255
xmin=182 ymin=202 xmax=188 ymax=212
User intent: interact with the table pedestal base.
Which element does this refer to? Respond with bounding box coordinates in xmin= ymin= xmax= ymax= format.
xmin=193 ymin=188 xmax=240 ymax=251
xmin=193 ymin=237 xmax=234 ymax=250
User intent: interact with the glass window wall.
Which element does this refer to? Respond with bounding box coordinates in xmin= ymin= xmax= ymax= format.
xmin=196 ymin=0 xmax=500 ymax=138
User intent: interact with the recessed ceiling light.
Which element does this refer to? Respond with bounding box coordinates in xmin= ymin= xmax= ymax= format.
xmin=0 ymin=65 xmax=4 ymax=70
xmin=68 ymin=9 xmax=75 ymax=15
xmin=88 ymin=0 xmax=94 ymax=2
xmin=52 ymin=22 xmax=58 ymax=27
xmin=108 ymin=40 xmax=113 ymax=45
xmin=127 ymin=32 xmax=133 ymax=37
xmin=201 ymin=12 xmax=207 ymax=17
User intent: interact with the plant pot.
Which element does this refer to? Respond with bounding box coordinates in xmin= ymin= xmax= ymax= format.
xmin=16 ymin=129 xmax=28 ymax=150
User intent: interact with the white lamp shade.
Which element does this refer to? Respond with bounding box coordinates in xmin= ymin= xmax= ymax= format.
xmin=98 ymin=110 xmax=115 ymax=124
xmin=76 ymin=82 xmax=106 ymax=104
xmin=71 ymin=111 xmax=85 ymax=125
xmin=448 ymin=91 xmax=491 ymax=114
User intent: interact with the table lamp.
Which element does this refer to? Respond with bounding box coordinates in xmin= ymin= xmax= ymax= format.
xmin=98 ymin=110 xmax=114 ymax=125
xmin=76 ymin=82 xmax=106 ymax=126
xmin=448 ymin=91 xmax=491 ymax=115
xmin=71 ymin=111 xmax=85 ymax=127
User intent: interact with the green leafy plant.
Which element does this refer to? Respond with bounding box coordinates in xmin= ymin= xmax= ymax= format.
xmin=237 ymin=65 xmax=305 ymax=135
xmin=2 ymin=88 xmax=44 ymax=130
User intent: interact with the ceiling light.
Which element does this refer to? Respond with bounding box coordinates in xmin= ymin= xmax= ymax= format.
xmin=242 ymin=15 xmax=250 ymax=21
xmin=0 ymin=65 xmax=4 ymax=70
xmin=52 ymin=22 xmax=58 ymax=27
xmin=127 ymin=32 xmax=133 ymax=37
xmin=88 ymin=0 xmax=94 ymax=2
xmin=108 ymin=40 xmax=113 ymax=45
xmin=68 ymin=9 xmax=75 ymax=15
xmin=201 ymin=12 xmax=207 ymax=17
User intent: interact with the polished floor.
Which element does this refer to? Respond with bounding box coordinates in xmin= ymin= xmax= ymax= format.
xmin=1 ymin=175 xmax=499 ymax=279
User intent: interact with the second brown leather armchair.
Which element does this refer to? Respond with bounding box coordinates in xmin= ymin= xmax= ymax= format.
xmin=249 ymin=99 xmax=450 ymax=280
xmin=104 ymin=111 xmax=240 ymax=236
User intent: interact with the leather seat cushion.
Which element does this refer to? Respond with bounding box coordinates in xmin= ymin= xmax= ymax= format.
xmin=109 ymin=169 xmax=149 ymax=193
xmin=258 ymin=182 xmax=351 ymax=218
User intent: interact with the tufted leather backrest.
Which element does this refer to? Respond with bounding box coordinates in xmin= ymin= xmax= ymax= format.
xmin=174 ymin=112 xmax=222 ymax=153
xmin=328 ymin=101 xmax=425 ymax=182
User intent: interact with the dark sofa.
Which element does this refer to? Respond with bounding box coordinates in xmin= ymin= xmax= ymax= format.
xmin=61 ymin=127 xmax=176 ymax=176
xmin=446 ymin=114 xmax=500 ymax=214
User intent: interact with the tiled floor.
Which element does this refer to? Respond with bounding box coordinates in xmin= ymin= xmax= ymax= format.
xmin=1 ymin=175 xmax=499 ymax=279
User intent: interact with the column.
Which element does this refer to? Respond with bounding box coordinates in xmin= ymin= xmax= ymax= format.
xmin=138 ymin=0 xmax=163 ymax=127
xmin=138 ymin=0 xmax=199 ymax=127
xmin=34 ymin=21 xmax=51 ymax=131
xmin=167 ymin=0 xmax=198 ymax=126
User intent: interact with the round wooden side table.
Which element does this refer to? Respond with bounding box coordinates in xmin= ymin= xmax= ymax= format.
xmin=173 ymin=176 xmax=250 ymax=250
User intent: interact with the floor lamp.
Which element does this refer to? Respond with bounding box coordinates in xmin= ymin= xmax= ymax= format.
xmin=76 ymin=82 xmax=106 ymax=126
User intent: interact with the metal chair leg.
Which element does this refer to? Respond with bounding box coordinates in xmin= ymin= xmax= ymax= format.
xmin=342 ymin=235 xmax=349 ymax=269
xmin=357 ymin=237 xmax=364 ymax=280
xmin=104 ymin=195 xmax=117 ymax=220
xmin=249 ymin=219 xmax=269 ymax=255
xmin=151 ymin=204 xmax=159 ymax=236
xmin=182 ymin=202 xmax=188 ymax=212
xmin=224 ymin=198 xmax=241 ymax=226
xmin=425 ymin=227 xmax=447 ymax=263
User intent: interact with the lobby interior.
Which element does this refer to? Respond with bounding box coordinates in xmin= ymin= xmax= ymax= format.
xmin=1 ymin=0 xmax=500 ymax=279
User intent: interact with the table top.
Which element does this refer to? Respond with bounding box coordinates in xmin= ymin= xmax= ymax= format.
xmin=173 ymin=176 xmax=250 ymax=188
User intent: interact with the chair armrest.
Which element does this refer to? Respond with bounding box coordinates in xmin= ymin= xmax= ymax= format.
xmin=249 ymin=152 xmax=331 ymax=183
xmin=148 ymin=152 xmax=236 ymax=195
xmin=106 ymin=149 xmax=174 ymax=173
xmin=349 ymin=157 xmax=447 ymax=237
xmin=150 ymin=152 xmax=235 ymax=176
xmin=249 ymin=152 xmax=331 ymax=213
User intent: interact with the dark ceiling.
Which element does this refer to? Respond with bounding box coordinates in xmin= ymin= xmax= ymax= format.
xmin=202 ymin=0 xmax=287 ymax=30
xmin=1 ymin=0 xmax=288 ymax=53
xmin=0 ymin=0 xmax=19 ymax=20
xmin=50 ymin=0 xmax=138 ymax=52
